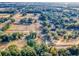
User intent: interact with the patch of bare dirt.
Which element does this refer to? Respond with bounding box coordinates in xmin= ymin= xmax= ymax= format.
xmin=0 ymin=39 xmax=26 ymax=50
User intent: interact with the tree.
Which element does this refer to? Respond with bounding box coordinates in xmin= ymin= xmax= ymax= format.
xmin=0 ymin=32 xmax=22 ymax=43
xmin=49 ymin=47 xmax=57 ymax=56
xmin=38 ymin=14 xmax=47 ymax=21
xmin=0 ymin=34 xmax=10 ymax=42
xmin=76 ymin=45 xmax=79 ymax=55
xmin=2 ymin=24 xmax=10 ymax=31
xmin=68 ymin=46 xmax=78 ymax=56
xmin=10 ymin=18 xmax=15 ymax=22
xmin=19 ymin=18 xmax=33 ymax=25
xmin=7 ymin=17 xmax=15 ymax=22
xmin=25 ymin=32 xmax=37 ymax=47
xmin=26 ymin=32 xmax=37 ymax=40
xmin=58 ymin=48 xmax=70 ymax=56
xmin=7 ymin=45 xmax=21 ymax=56
xmin=0 ymin=18 xmax=8 ymax=23
xmin=34 ymin=43 xmax=49 ymax=56
xmin=21 ymin=46 xmax=36 ymax=56
xmin=1 ymin=50 xmax=11 ymax=56
xmin=40 ymin=21 xmax=48 ymax=27
xmin=11 ymin=32 xmax=21 ymax=40
xmin=0 ymin=50 xmax=2 ymax=56
xmin=63 ymin=34 xmax=68 ymax=40
xmin=27 ymin=39 xmax=36 ymax=47
xmin=41 ymin=27 xmax=49 ymax=34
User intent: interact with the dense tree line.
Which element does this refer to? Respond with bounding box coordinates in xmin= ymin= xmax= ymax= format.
xmin=0 ymin=43 xmax=79 ymax=56
xmin=0 ymin=32 xmax=79 ymax=56
xmin=0 ymin=18 xmax=8 ymax=23
xmin=0 ymin=32 xmax=22 ymax=42
xmin=19 ymin=18 xmax=33 ymax=25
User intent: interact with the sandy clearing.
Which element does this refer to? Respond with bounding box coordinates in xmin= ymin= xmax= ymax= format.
xmin=54 ymin=37 xmax=79 ymax=49
xmin=0 ymin=14 xmax=11 ymax=18
xmin=0 ymin=39 xmax=26 ymax=50
xmin=5 ymin=23 xmax=40 ymax=34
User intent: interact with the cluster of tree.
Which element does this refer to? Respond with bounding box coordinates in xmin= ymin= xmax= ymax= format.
xmin=1 ymin=24 xmax=10 ymax=31
xmin=0 ymin=32 xmax=50 ymax=56
xmin=0 ymin=43 xmax=48 ymax=56
xmin=0 ymin=17 xmax=15 ymax=24
xmin=63 ymin=31 xmax=79 ymax=40
xmin=0 ymin=10 xmax=15 ymax=14
xmin=38 ymin=14 xmax=47 ymax=22
xmin=0 ymin=32 xmax=22 ymax=42
xmin=57 ymin=45 xmax=79 ymax=56
xmin=0 ymin=31 xmax=79 ymax=56
xmin=1 ymin=42 xmax=79 ymax=56
xmin=0 ymin=18 xmax=8 ymax=23
xmin=25 ymin=32 xmax=37 ymax=47
xmin=19 ymin=18 xmax=33 ymax=25
xmin=7 ymin=17 xmax=15 ymax=22
xmin=38 ymin=12 xmax=79 ymax=42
